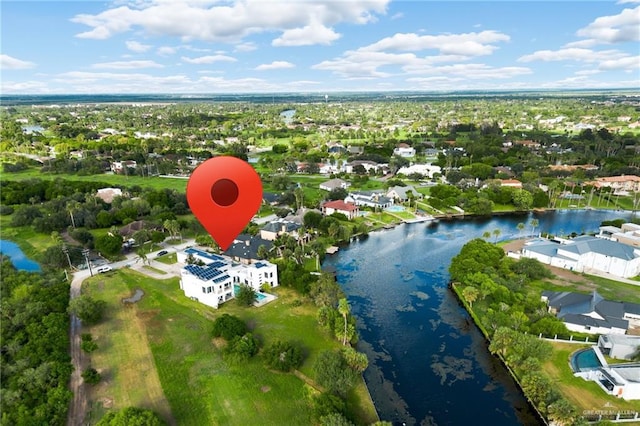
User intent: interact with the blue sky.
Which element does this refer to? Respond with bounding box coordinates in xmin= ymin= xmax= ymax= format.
xmin=1 ymin=1 xmax=639 ymax=94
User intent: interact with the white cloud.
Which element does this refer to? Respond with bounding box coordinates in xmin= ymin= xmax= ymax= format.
xmin=361 ymin=30 xmax=510 ymax=56
xmin=91 ymin=60 xmax=164 ymax=69
xmin=181 ymin=55 xmax=237 ymax=64
xmin=1 ymin=54 xmax=36 ymax=70
xmin=234 ymin=42 xmax=257 ymax=52
xmin=126 ymin=40 xmax=152 ymax=52
xmin=157 ymin=46 xmax=177 ymax=56
xmin=255 ymin=61 xmax=295 ymax=71
xmin=390 ymin=12 xmax=403 ymax=20
xmin=518 ymin=48 xmax=627 ymax=63
xmin=576 ymin=6 xmax=640 ymax=44
xmin=599 ymin=55 xmax=640 ymax=70
xmin=272 ymin=22 xmax=341 ymax=46
xmin=71 ymin=0 xmax=389 ymax=43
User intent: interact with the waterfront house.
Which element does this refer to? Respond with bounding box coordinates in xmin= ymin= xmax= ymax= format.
xmin=588 ymin=175 xmax=640 ymax=195
xmin=541 ymin=290 xmax=640 ymax=335
xmin=178 ymin=248 xmax=278 ymax=309
xmin=345 ymin=191 xmax=393 ymax=210
xmin=597 ymin=223 xmax=640 ymax=248
xmin=598 ymin=334 xmax=640 ymax=360
xmin=223 ymin=234 xmax=273 ymax=264
xmin=521 ymin=235 xmax=640 ymax=279
xmin=321 ymin=200 xmax=359 ymax=220
xmin=387 ymin=185 xmax=420 ymax=202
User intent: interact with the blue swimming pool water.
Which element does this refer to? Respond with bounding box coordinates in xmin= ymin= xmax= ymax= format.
xmin=386 ymin=205 xmax=405 ymax=212
xmin=233 ymin=284 xmax=267 ymax=301
xmin=571 ymin=348 xmax=602 ymax=372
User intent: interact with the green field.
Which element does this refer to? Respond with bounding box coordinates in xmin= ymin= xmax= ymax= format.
xmin=4 ymin=169 xmax=189 ymax=192
xmin=82 ymin=269 xmax=378 ymax=425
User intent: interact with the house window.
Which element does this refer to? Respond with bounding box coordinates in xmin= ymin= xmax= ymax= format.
xmin=202 ymin=286 xmax=206 ymax=293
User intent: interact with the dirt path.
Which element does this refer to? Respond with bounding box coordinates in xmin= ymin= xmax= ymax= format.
xmin=67 ymin=270 xmax=91 ymax=426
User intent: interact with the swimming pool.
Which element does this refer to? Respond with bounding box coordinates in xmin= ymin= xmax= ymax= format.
xmin=570 ymin=348 xmax=602 ymax=372
xmin=233 ymin=284 xmax=267 ymax=301
xmin=386 ymin=205 xmax=406 ymax=213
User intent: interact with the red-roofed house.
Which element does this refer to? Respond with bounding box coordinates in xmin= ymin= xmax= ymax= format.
xmin=590 ymin=175 xmax=640 ymax=194
xmin=499 ymin=179 xmax=523 ymax=188
xmin=322 ymin=200 xmax=359 ymax=220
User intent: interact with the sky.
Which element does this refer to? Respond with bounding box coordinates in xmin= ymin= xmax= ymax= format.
xmin=1 ymin=0 xmax=639 ymax=94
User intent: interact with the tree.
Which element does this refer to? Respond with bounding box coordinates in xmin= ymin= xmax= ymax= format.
xmin=529 ymin=218 xmax=539 ymax=237
xmin=81 ymin=333 xmax=98 ymax=353
xmin=227 ymin=333 xmax=259 ymax=361
xmin=82 ymin=367 xmax=101 ymax=385
xmin=462 ymin=286 xmax=479 ymax=308
xmin=546 ymin=398 xmax=579 ymax=426
xmin=516 ymin=222 xmax=525 ymax=238
xmin=313 ymin=350 xmax=357 ymax=396
xmin=68 ymin=295 xmax=107 ymax=325
xmin=262 ymin=340 xmax=304 ymax=372
xmin=211 ymin=314 xmax=247 ymax=341
xmin=338 ymin=298 xmax=351 ymax=346
xmin=96 ymin=407 xmax=167 ymax=426
xmin=94 ymin=233 xmax=123 ymax=257
xmin=341 ymin=347 xmax=368 ymax=372
xmin=309 ymin=273 xmax=342 ymax=307
xmin=492 ymin=228 xmax=501 ymax=244
xmin=235 ymin=284 xmax=257 ymax=306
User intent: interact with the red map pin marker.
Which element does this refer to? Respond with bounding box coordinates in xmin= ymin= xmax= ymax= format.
xmin=187 ymin=156 xmax=263 ymax=251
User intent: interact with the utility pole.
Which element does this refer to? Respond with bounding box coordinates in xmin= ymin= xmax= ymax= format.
xmin=82 ymin=248 xmax=94 ymax=277
xmin=61 ymin=244 xmax=73 ymax=270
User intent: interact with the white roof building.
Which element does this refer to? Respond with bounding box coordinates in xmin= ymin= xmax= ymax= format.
xmin=177 ymin=248 xmax=278 ymax=309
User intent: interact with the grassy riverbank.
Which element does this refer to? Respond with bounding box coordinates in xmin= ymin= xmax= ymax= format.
xmin=82 ymin=269 xmax=379 ymax=425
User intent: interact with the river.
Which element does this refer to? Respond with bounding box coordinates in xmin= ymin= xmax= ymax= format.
xmin=322 ymin=209 xmax=634 ymax=426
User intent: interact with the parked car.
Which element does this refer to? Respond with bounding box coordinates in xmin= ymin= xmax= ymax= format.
xmin=96 ymin=265 xmax=112 ymax=273
xmin=157 ymin=250 xmax=168 ymax=257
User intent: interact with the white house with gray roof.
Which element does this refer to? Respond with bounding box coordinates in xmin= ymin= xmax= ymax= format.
xmin=387 ymin=185 xmax=420 ymax=202
xmin=541 ymin=290 xmax=640 ymax=335
xmin=521 ymin=235 xmax=640 ymax=278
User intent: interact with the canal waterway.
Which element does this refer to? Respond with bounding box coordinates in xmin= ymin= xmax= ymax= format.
xmin=323 ymin=209 xmax=633 ymax=426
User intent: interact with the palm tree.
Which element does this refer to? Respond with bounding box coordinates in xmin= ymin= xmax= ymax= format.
xmin=338 ymin=298 xmax=350 ymax=346
xmin=482 ymin=231 xmax=491 ymax=241
xmin=530 ymin=218 xmax=539 ymax=237
xmin=462 ymin=286 xmax=479 ymax=308
xmin=517 ymin=222 xmax=525 ymax=238
xmin=67 ymin=200 xmax=81 ymax=229
xmin=492 ymin=228 xmax=501 ymax=244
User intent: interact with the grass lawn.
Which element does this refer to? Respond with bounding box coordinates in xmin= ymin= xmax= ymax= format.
xmin=5 ymin=168 xmax=190 ymax=192
xmin=0 ymin=218 xmax=53 ymax=260
xmin=82 ymin=270 xmax=378 ymax=425
xmin=529 ymin=273 xmax=640 ymax=305
xmin=156 ymin=253 xmax=177 ymax=265
xmin=143 ymin=265 xmax=167 ymax=275
xmin=543 ymin=342 xmax=640 ymax=414
xmin=384 ymin=209 xmax=416 ymax=221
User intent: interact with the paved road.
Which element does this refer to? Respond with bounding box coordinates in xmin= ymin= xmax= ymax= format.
xmin=67 ymin=240 xmax=194 ymax=426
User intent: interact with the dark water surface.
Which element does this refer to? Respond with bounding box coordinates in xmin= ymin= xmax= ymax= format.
xmin=323 ymin=210 xmax=633 ymax=426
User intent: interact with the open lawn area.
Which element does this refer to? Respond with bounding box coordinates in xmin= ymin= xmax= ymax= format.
xmin=543 ymin=342 xmax=640 ymax=414
xmin=82 ymin=269 xmax=378 ymax=425
xmin=5 ymin=169 xmax=189 ymax=192
xmin=0 ymin=215 xmax=55 ymax=260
